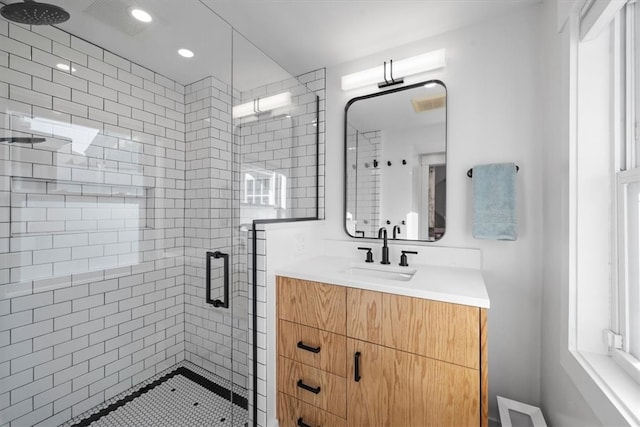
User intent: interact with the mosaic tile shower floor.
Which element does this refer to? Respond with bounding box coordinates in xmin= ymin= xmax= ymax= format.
xmin=61 ymin=362 xmax=248 ymax=427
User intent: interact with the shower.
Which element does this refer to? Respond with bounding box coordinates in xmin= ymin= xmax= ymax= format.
xmin=0 ymin=0 xmax=70 ymax=25
xmin=0 ymin=2 xmax=321 ymax=426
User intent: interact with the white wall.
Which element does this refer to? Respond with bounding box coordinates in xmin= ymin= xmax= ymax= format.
xmin=324 ymin=5 xmax=543 ymax=421
xmin=381 ymin=124 xmax=445 ymax=239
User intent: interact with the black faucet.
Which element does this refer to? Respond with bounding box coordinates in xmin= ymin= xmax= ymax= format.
xmin=392 ymin=225 xmax=401 ymax=239
xmin=378 ymin=227 xmax=390 ymax=264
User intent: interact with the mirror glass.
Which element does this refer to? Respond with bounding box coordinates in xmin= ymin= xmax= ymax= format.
xmin=345 ymin=81 xmax=447 ymax=241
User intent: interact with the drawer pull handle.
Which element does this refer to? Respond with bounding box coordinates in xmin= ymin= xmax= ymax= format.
xmin=297 ymin=379 xmax=321 ymax=394
xmin=297 ymin=418 xmax=316 ymax=427
xmin=297 ymin=341 xmax=321 ymax=353
xmin=354 ymin=351 xmax=361 ymax=382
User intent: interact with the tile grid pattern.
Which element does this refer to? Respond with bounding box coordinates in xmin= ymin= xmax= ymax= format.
xmin=60 ymin=360 xmax=246 ymax=427
xmin=183 ymin=74 xmax=240 ymax=388
xmin=346 ymin=126 xmax=381 ymax=237
xmin=358 ymin=130 xmax=381 ymax=237
xmin=0 ymin=21 xmax=187 ymax=427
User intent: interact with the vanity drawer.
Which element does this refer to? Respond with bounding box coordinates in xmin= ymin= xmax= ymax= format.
xmin=278 ymin=320 xmax=347 ymax=377
xmin=278 ymin=356 xmax=347 ymax=419
xmin=277 ymin=392 xmax=346 ymax=427
xmin=277 ymin=276 xmax=346 ymax=335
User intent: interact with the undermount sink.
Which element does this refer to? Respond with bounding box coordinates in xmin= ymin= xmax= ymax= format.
xmin=342 ymin=265 xmax=416 ymax=282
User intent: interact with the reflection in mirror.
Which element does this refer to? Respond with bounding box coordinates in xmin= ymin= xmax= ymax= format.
xmin=345 ymin=80 xmax=446 ymax=241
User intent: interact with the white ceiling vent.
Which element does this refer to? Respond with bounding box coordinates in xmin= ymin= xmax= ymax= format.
xmin=411 ymin=95 xmax=446 ymax=113
xmin=84 ymin=0 xmax=150 ymax=37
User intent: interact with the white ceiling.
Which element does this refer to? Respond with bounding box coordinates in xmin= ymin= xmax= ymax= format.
xmin=205 ymin=0 xmax=541 ymax=76
xmin=17 ymin=0 xmax=539 ymax=89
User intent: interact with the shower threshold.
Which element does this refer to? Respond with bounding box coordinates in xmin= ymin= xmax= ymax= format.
xmin=61 ymin=362 xmax=248 ymax=427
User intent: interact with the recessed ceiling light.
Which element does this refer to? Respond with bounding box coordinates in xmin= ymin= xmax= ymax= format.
xmin=130 ymin=8 xmax=152 ymax=23
xmin=178 ymin=48 xmax=194 ymax=58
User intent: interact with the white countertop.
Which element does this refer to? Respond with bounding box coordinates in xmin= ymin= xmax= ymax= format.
xmin=276 ymin=255 xmax=490 ymax=308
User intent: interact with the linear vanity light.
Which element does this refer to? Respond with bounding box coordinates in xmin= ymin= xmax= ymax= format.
xmin=232 ymin=91 xmax=292 ymax=119
xmin=341 ymin=48 xmax=446 ymax=91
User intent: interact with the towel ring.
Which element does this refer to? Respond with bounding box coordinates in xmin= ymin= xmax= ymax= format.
xmin=467 ymin=165 xmax=519 ymax=178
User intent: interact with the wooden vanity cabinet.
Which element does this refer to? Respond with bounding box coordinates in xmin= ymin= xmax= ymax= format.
xmin=276 ymin=276 xmax=488 ymax=427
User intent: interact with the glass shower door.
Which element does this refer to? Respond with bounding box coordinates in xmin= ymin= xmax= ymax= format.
xmin=182 ymin=5 xmax=249 ymax=426
xmin=231 ymin=29 xmax=321 ymax=426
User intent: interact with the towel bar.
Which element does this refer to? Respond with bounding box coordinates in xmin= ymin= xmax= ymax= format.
xmin=467 ymin=165 xmax=519 ymax=178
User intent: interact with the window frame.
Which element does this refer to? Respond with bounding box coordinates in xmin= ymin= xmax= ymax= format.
xmin=612 ymin=0 xmax=640 ymax=384
xmin=560 ymin=1 xmax=640 ymax=425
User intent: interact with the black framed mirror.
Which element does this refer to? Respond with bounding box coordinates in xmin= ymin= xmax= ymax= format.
xmin=344 ymin=80 xmax=447 ymax=241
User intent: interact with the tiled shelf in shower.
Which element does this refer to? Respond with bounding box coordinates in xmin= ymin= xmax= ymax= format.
xmin=9 ymin=176 xmax=155 ymax=237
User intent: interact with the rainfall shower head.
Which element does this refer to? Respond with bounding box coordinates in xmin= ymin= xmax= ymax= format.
xmin=1 ymin=0 xmax=70 ymax=25
xmin=0 ymin=137 xmax=46 ymax=144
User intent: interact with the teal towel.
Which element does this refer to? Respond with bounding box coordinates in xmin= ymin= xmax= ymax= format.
xmin=472 ymin=162 xmax=518 ymax=240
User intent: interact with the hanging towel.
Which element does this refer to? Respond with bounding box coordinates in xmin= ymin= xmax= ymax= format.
xmin=472 ymin=162 xmax=518 ymax=240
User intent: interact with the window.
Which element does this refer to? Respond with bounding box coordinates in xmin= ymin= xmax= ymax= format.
xmin=242 ymin=168 xmax=287 ymax=209
xmin=613 ymin=0 xmax=640 ymax=383
xmin=565 ymin=0 xmax=640 ymax=423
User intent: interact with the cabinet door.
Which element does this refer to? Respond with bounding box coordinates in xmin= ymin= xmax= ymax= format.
xmin=346 ymin=288 xmax=382 ymax=343
xmin=347 ymin=338 xmax=480 ymax=427
xmin=347 ymin=289 xmax=479 ymax=368
xmin=346 ymin=339 xmax=384 ymax=427
xmin=382 ymin=293 xmax=480 ymax=369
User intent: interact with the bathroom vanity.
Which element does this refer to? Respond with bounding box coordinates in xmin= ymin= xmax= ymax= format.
xmin=275 ymin=255 xmax=489 ymax=427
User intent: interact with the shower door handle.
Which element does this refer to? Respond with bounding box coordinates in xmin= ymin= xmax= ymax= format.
xmin=206 ymin=251 xmax=229 ymax=308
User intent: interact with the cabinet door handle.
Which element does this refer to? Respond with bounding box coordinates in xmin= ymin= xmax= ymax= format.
xmin=354 ymin=351 xmax=361 ymax=382
xmin=297 ymin=341 xmax=321 ymax=353
xmin=296 ymin=379 xmax=321 ymax=394
xmin=297 ymin=418 xmax=316 ymax=427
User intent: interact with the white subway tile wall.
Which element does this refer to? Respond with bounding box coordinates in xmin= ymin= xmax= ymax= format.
xmin=0 ymin=18 xmax=325 ymax=427
xmin=0 ymin=22 xmax=186 ymax=426
xmin=346 ymin=126 xmax=380 ymax=237
xmin=183 ymin=75 xmax=236 ymax=389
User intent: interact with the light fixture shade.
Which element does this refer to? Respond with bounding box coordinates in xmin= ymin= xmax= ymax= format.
xmin=258 ymin=92 xmax=291 ymax=112
xmin=341 ymin=48 xmax=446 ymax=91
xmin=232 ymin=102 xmax=255 ymax=119
xmin=233 ymin=92 xmax=292 ymax=119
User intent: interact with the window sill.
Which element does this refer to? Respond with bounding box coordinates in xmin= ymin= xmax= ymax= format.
xmin=565 ymin=350 xmax=640 ymax=425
